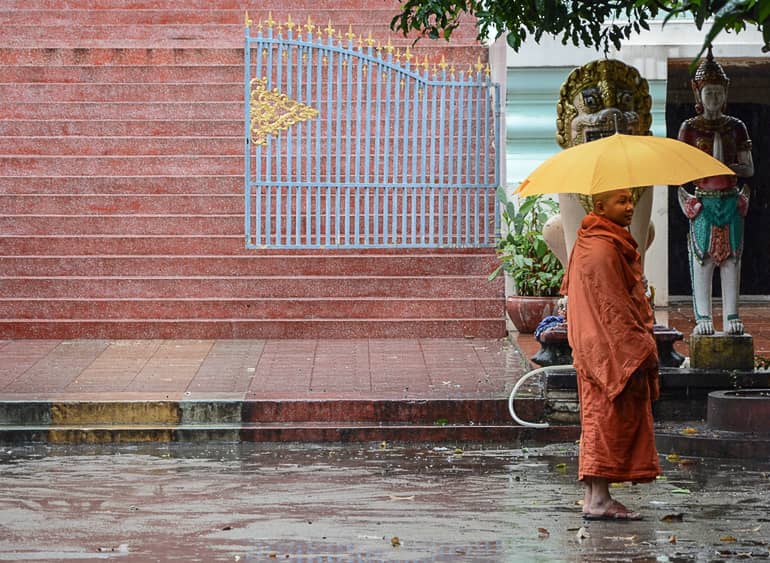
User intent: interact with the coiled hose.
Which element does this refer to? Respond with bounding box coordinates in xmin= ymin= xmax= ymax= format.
xmin=508 ymin=364 xmax=574 ymax=428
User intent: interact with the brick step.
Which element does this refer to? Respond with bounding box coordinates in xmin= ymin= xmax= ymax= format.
xmin=0 ymin=193 xmax=496 ymax=215
xmin=0 ymin=26 xmax=482 ymax=55
xmin=1 ymin=155 xmax=240 ymax=175
xmin=0 ymin=235 xmax=396 ymax=255
xmin=1 ymin=194 xmax=244 ymax=214
xmin=0 ymin=9 xmax=416 ymax=26
xmin=0 ymin=64 xmax=242 ymax=83
xmin=0 ymin=82 xmax=242 ymax=102
xmin=0 ymin=215 xmax=240 ymax=235
xmin=0 ymin=276 xmax=501 ymax=298
xmin=0 ymin=235 xmax=496 ymax=255
xmin=0 ymin=422 xmax=575 ymax=445
xmin=0 ymin=215 xmax=495 ymax=238
xmin=0 ymin=83 xmax=472 ymax=106
xmin=0 ymin=120 xmax=241 ymax=137
xmin=4 ymin=0 xmax=424 ymax=11
xmin=0 ymin=45 xmax=482 ymax=67
xmin=0 ymin=318 xmax=507 ymax=339
xmin=0 ymin=399 xmax=531 ymax=426
xmin=0 ymin=47 xmax=245 ymax=66
xmin=0 ymin=136 xmax=242 ymax=156
xmin=1 ymin=101 xmax=238 ymax=120
xmin=0 ymin=176 xmax=242 ymax=195
xmin=0 ymin=254 xmax=498 ymax=276
xmin=1 ymin=156 xmax=489 ymax=176
xmin=0 ymin=135 xmax=473 ymax=156
xmin=0 ymin=297 xmax=503 ymax=320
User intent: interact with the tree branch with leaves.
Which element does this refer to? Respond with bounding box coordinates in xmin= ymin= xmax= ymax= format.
xmin=391 ymin=0 xmax=769 ymax=62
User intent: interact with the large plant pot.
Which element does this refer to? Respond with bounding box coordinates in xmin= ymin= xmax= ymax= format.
xmin=506 ymin=295 xmax=560 ymax=334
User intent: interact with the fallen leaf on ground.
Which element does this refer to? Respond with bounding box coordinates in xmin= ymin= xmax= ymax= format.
xmin=538 ymin=528 xmax=550 ymax=538
xmin=681 ymin=427 xmax=698 ymax=434
xmin=670 ymin=488 xmax=691 ymax=495
xmin=668 ymin=535 xmax=677 ymax=544
xmin=603 ymin=535 xmax=637 ymax=542
xmin=660 ymin=513 xmax=685 ymax=522
xmin=554 ymin=463 xmax=567 ymax=471
xmin=679 ymin=458 xmax=698 ymax=466
xmin=388 ymin=495 xmax=415 ymax=501
xmin=666 ymin=453 xmax=681 ymax=462
xmin=391 ymin=536 xmax=401 ymax=547
xmin=720 ymin=535 xmax=737 ymax=543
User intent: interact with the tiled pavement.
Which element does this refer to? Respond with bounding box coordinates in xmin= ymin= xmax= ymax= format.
xmin=0 ymin=303 xmax=767 ymax=444
xmin=0 ymin=338 xmax=529 ymax=402
xmin=1 ymin=303 xmax=768 ymax=402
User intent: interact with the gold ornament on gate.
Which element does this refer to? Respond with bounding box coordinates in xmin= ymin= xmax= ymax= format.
xmin=249 ymin=77 xmax=319 ymax=146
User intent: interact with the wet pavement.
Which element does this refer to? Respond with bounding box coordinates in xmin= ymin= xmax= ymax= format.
xmin=1 ymin=442 xmax=769 ymax=562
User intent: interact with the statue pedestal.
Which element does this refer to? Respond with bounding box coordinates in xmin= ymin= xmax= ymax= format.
xmin=530 ymin=323 xmax=685 ymax=368
xmin=690 ymin=333 xmax=754 ymax=370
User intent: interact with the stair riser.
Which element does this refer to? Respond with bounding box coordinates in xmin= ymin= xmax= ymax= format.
xmin=0 ymin=176 xmax=242 ymax=195
xmin=0 ymin=137 xmax=242 ymax=156
xmin=0 ymin=9 xmax=477 ymax=30
xmin=0 ymin=83 xmax=241 ymax=102
xmin=0 ymin=299 xmax=503 ymax=320
xmin=0 ymin=236 xmax=500 ymax=255
xmin=0 ymin=255 xmax=498 ymax=276
xmin=1 ymin=102 xmax=239 ymax=119
xmin=0 ymin=216 xmax=495 ymax=237
xmin=2 ymin=0 xmax=435 ymax=11
xmin=0 ymin=120 xmax=241 ymax=137
xmin=0 ymin=25 xmax=480 ymax=48
xmin=0 ymin=65 xmax=242 ymax=83
xmin=0 ymin=193 xmax=492 ymax=217
xmin=0 ymin=399 xmax=537 ymax=425
xmin=1 ymin=194 xmax=242 ymax=214
xmin=0 ymin=278 xmax=501 ymax=298
xmin=0 ymin=47 xmax=244 ymax=66
xmin=0 ymin=319 xmax=507 ymax=339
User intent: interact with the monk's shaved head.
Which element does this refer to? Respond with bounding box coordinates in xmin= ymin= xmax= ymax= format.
xmin=592 ymin=188 xmax=635 ymax=227
xmin=592 ymin=189 xmax=632 ymax=209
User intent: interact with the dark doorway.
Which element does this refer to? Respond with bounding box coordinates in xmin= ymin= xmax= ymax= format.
xmin=666 ymin=57 xmax=770 ymax=297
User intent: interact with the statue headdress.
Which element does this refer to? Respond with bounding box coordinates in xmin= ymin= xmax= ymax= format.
xmin=691 ymin=46 xmax=730 ymax=114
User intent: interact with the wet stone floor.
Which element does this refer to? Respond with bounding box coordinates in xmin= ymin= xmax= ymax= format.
xmin=0 ymin=442 xmax=769 ymax=562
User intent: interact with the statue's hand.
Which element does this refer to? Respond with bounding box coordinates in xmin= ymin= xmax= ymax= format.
xmin=738 ymin=185 xmax=750 ymax=217
xmin=677 ymin=186 xmax=702 ymax=219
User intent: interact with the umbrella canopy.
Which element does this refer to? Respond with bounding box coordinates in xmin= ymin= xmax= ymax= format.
xmin=514 ymin=133 xmax=735 ymax=197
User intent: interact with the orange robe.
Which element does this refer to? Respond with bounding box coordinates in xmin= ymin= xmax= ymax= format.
xmin=562 ymin=213 xmax=660 ymax=483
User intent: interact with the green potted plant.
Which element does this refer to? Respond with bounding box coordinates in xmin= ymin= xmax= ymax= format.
xmin=489 ymin=186 xmax=565 ymax=333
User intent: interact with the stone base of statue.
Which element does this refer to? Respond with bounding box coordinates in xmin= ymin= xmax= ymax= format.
xmin=530 ymin=323 xmax=685 ymax=368
xmin=531 ymin=323 xmax=572 ymax=367
xmin=690 ymin=333 xmax=754 ymax=370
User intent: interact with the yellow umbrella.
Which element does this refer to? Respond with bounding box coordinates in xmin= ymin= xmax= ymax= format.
xmin=514 ymin=133 xmax=735 ymax=197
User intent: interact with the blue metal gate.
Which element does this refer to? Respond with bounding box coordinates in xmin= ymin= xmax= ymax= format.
xmin=244 ymin=14 xmax=501 ymax=249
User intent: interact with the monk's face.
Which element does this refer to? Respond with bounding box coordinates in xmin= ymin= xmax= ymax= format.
xmin=595 ymin=189 xmax=634 ymax=227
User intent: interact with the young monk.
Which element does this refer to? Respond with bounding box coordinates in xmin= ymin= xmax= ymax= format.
xmin=561 ymin=188 xmax=661 ymax=521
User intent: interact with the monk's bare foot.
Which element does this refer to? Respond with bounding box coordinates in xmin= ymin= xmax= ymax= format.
xmin=583 ymin=500 xmax=642 ymax=521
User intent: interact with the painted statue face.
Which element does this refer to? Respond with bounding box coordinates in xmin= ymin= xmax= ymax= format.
xmin=596 ymin=189 xmax=634 ymax=227
xmin=700 ymin=84 xmax=726 ymax=114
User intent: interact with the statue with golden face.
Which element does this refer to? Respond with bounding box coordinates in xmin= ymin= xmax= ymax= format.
xmin=677 ymin=48 xmax=754 ymax=336
xmin=544 ymin=60 xmax=655 ymax=268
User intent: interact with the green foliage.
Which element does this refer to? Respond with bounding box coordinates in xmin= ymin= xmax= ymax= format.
xmin=488 ymin=187 xmax=564 ymax=297
xmin=390 ymin=0 xmax=769 ymax=59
